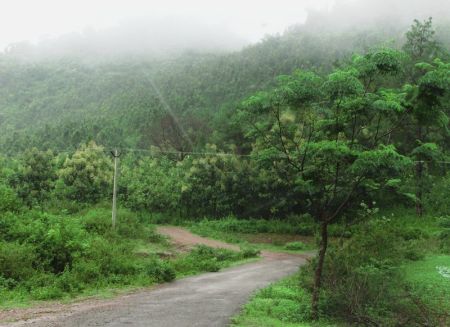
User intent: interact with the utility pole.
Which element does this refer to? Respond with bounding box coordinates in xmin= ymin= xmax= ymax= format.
xmin=111 ymin=149 xmax=121 ymax=229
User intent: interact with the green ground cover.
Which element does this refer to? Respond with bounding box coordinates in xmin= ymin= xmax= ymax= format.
xmin=0 ymin=206 xmax=259 ymax=309
xmin=232 ymin=211 xmax=450 ymax=327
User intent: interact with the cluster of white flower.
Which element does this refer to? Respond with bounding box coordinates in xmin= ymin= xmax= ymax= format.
xmin=436 ymin=266 xmax=450 ymax=279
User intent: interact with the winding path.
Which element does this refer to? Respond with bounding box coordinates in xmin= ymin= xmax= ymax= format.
xmin=3 ymin=227 xmax=309 ymax=327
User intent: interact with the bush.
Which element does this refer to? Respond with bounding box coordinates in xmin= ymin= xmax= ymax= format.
xmin=437 ymin=216 xmax=450 ymax=228
xmin=284 ymin=241 xmax=307 ymax=251
xmin=399 ymin=227 xmax=429 ymax=240
xmin=438 ymin=229 xmax=450 ymax=254
xmin=240 ymin=247 xmax=261 ymax=258
xmin=173 ymin=245 xmax=249 ymax=275
xmin=299 ymin=219 xmax=446 ymax=326
xmin=143 ymin=259 xmax=176 ymax=282
xmin=191 ymin=217 xmax=310 ymax=235
xmin=0 ymin=207 xmax=177 ymax=303
xmin=0 ymin=242 xmax=36 ymax=281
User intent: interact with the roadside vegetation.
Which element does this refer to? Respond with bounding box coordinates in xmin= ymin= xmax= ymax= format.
xmin=0 ymin=12 xmax=449 ymax=327
xmin=233 ymin=213 xmax=450 ymax=327
xmin=0 ymin=205 xmax=259 ymax=309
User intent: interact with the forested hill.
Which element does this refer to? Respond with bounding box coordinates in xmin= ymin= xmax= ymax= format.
xmin=0 ymin=18 xmax=449 ymax=154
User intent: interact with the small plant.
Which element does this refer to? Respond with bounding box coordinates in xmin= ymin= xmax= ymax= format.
xmin=284 ymin=241 xmax=306 ymax=251
xmin=437 ymin=216 xmax=450 ymax=228
xmin=143 ymin=259 xmax=176 ymax=282
xmin=240 ymin=247 xmax=261 ymax=258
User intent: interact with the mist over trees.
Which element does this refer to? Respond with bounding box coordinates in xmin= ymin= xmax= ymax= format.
xmin=0 ymin=1 xmax=449 ymax=325
xmin=2 ymin=0 xmax=449 ymax=61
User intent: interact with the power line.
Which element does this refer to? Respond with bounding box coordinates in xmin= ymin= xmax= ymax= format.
xmin=120 ymin=147 xmax=254 ymax=157
xmin=24 ymin=145 xmax=450 ymax=164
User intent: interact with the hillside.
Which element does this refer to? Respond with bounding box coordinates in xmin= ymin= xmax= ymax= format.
xmin=1 ymin=17 xmax=448 ymax=154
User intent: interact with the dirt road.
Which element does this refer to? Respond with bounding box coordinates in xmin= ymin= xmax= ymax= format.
xmin=3 ymin=227 xmax=309 ymax=327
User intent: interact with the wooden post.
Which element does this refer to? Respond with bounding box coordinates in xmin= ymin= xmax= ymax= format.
xmin=111 ymin=149 xmax=120 ymax=229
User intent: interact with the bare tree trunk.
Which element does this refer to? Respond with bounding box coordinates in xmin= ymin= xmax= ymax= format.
xmin=311 ymin=221 xmax=329 ymax=320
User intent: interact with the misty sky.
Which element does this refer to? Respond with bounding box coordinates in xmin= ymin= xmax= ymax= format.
xmin=2 ymin=0 xmax=449 ymax=56
xmin=1 ymin=0 xmax=336 ymax=50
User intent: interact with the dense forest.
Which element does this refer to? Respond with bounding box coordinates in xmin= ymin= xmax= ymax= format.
xmin=1 ymin=3 xmax=450 ymax=326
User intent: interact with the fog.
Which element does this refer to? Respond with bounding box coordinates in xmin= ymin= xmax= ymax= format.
xmin=2 ymin=0 xmax=449 ymax=59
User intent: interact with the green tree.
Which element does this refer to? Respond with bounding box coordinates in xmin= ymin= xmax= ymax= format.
xmin=403 ymin=18 xmax=440 ymax=61
xmin=240 ymin=49 xmax=412 ymax=319
xmin=405 ymin=59 xmax=450 ymax=215
xmin=57 ymin=141 xmax=112 ymax=203
xmin=11 ymin=148 xmax=55 ymax=207
xmin=121 ymin=156 xmax=182 ymax=213
xmin=401 ymin=19 xmax=449 ymax=215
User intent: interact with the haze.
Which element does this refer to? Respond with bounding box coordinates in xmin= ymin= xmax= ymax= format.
xmin=1 ymin=0 xmax=449 ymax=58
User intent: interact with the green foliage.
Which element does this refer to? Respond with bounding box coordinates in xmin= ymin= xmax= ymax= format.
xmin=438 ymin=229 xmax=450 ymax=254
xmin=0 ymin=17 xmax=449 ymax=323
xmin=425 ymin=174 xmax=450 ymax=215
xmin=0 ymin=183 xmax=21 ymax=212
xmin=284 ymin=242 xmax=307 ymax=251
xmin=121 ymin=156 xmax=182 ymax=213
xmin=0 ymin=206 xmax=259 ymax=305
xmin=298 ymin=218 xmax=447 ymax=326
xmin=142 ymin=259 xmax=176 ymax=283
xmin=190 ymin=216 xmax=315 ymax=236
xmin=11 ymin=148 xmax=56 ymax=207
xmin=403 ymin=18 xmax=440 ymax=60
xmin=0 ymin=242 xmax=36 ymax=282
xmin=402 ymin=255 xmax=450 ymax=325
xmin=232 ymin=275 xmax=326 ymax=327
xmin=173 ymin=245 xmax=259 ymax=275
xmin=56 ymin=141 xmax=112 ymax=203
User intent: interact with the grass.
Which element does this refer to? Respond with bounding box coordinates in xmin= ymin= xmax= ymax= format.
xmin=231 ymin=275 xmax=342 ymax=327
xmin=403 ymin=255 xmax=450 ymax=315
xmin=187 ymin=218 xmax=316 ymax=253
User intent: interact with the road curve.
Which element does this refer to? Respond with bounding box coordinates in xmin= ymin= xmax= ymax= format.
xmin=4 ymin=228 xmax=308 ymax=327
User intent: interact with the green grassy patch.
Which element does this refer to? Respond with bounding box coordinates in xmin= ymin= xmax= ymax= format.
xmin=403 ymin=255 xmax=450 ymax=315
xmin=187 ymin=217 xmax=317 ymax=253
xmin=231 ymin=275 xmax=342 ymax=327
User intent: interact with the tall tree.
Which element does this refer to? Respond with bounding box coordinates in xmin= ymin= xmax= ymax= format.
xmin=240 ymin=49 xmax=413 ymax=319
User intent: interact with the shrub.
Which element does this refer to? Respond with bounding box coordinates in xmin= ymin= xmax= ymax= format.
xmin=173 ymin=245 xmax=247 ymax=275
xmin=240 ymin=247 xmax=261 ymax=258
xmin=80 ymin=207 xmax=145 ymax=239
xmin=399 ymin=227 xmax=429 ymax=240
xmin=82 ymin=237 xmax=137 ymax=276
xmin=30 ymin=285 xmax=65 ymax=300
xmin=192 ymin=217 xmax=308 ymax=235
xmin=284 ymin=241 xmax=307 ymax=251
xmin=438 ymin=229 xmax=450 ymax=254
xmin=300 ymin=219 xmax=447 ymax=325
xmin=437 ymin=216 xmax=450 ymax=228
xmin=0 ymin=242 xmax=36 ymax=281
xmin=72 ymin=260 xmax=102 ymax=284
xmin=402 ymin=240 xmax=426 ymax=261
xmin=143 ymin=259 xmax=176 ymax=282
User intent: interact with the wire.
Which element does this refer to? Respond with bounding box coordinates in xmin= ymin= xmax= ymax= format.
xmin=119 ymin=147 xmax=254 ymax=157
xmin=34 ymin=145 xmax=450 ymax=164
